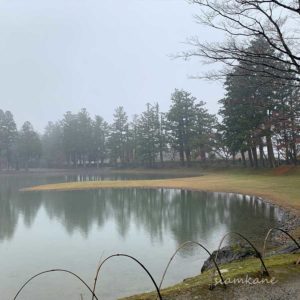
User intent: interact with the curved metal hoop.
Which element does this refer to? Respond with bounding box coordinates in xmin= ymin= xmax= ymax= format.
xmin=13 ymin=269 xmax=99 ymax=300
xmin=263 ymin=227 xmax=300 ymax=258
xmin=92 ymin=253 xmax=162 ymax=300
xmin=158 ymin=240 xmax=226 ymax=292
xmin=211 ymin=231 xmax=270 ymax=287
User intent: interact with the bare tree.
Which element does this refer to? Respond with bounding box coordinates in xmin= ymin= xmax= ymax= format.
xmin=182 ymin=0 xmax=300 ymax=83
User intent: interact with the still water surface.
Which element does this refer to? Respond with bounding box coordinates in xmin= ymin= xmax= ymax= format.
xmin=0 ymin=174 xmax=283 ymax=299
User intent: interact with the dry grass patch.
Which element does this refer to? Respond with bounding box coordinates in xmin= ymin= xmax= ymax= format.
xmin=21 ymin=167 xmax=300 ymax=214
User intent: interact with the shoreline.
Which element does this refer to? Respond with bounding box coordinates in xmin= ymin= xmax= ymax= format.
xmin=19 ymin=167 xmax=300 ymax=238
xmin=20 ymin=168 xmax=300 ymax=215
xmin=10 ymin=167 xmax=300 ymax=299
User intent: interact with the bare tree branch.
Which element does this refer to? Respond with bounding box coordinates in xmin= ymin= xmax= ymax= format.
xmin=185 ymin=0 xmax=300 ymax=82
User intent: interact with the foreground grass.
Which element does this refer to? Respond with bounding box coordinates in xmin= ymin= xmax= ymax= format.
xmin=120 ymin=253 xmax=300 ymax=300
xmin=21 ymin=166 xmax=300 ymax=215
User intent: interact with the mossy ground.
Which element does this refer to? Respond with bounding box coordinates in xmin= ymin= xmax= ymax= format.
xmin=120 ymin=253 xmax=300 ymax=300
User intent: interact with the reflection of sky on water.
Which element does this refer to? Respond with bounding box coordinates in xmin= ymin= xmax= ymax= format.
xmin=0 ymin=174 xmax=283 ymax=300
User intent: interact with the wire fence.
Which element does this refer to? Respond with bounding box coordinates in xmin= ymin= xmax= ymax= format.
xmin=12 ymin=227 xmax=300 ymax=300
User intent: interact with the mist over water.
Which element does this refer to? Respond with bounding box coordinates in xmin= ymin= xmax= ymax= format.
xmin=0 ymin=174 xmax=282 ymax=299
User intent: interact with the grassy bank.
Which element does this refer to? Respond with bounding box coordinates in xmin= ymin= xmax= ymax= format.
xmin=21 ymin=166 xmax=300 ymax=215
xmin=120 ymin=253 xmax=300 ymax=300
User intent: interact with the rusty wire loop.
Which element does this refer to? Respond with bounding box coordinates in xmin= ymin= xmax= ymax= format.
xmin=263 ymin=227 xmax=300 ymax=258
xmin=158 ymin=240 xmax=226 ymax=293
xmin=211 ymin=231 xmax=270 ymax=288
xmin=91 ymin=253 xmax=162 ymax=300
xmin=13 ymin=269 xmax=99 ymax=300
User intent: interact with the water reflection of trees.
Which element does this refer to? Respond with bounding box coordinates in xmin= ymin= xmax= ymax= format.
xmin=0 ymin=176 xmax=47 ymax=241
xmin=0 ymin=192 xmax=18 ymax=241
xmin=0 ymin=180 xmax=282 ymax=247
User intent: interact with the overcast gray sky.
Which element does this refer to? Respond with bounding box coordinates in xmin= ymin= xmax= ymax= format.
xmin=0 ymin=0 xmax=224 ymax=132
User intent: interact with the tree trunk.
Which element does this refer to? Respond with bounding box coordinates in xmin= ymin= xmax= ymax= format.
xmin=258 ymin=140 xmax=265 ymax=167
xmin=291 ymin=115 xmax=298 ymax=165
xmin=266 ymin=134 xmax=276 ymax=168
xmin=159 ymin=148 xmax=163 ymax=165
xmin=248 ymin=149 xmax=254 ymax=168
xmin=179 ymin=144 xmax=185 ymax=165
xmin=185 ymin=148 xmax=191 ymax=166
xmin=252 ymin=147 xmax=258 ymax=168
xmin=68 ymin=153 xmax=71 ymax=167
xmin=283 ymin=124 xmax=290 ymax=164
xmin=291 ymin=141 xmax=298 ymax=165
xmin=241 ymin=150 xmax=247 ymax=167
xmin=232 ymin=151 xmax=236 ymax=164
xmin=25 ymin=159 xmax=29 ymax=171
xmin=74 ymin=153 xmax=78 ymax=168
xmin=15 ymin=159 xmax=19 ymax=171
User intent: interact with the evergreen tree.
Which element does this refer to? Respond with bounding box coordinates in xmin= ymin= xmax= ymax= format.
xmin=193 ymin=101 xmax=217 ymax=160
xmin=136 ymin=103 xmax=160 ymax=166
xmin=167 ymin=89 xmax=215 ymax=164
xmin=108 ymin=106 xmax=129 ymax=164
xmin=77 ymin=108 xmax=93 ymax=167
xmin=17 ymin=121 xmax=42 ymax=170
xmin=62 ymin=111 xmax=80 ymax=167
xmin=167 ymin=89 xmax=197 ymax=164
xmin=0 ymin=110 xmax=17 ymax=169
xmin=91 ymin=115 xmax=109 ymax=167
xmin=219 ymin=37 xmax=299 ymax=167
xmin=42 ymin=121 xmax=64 ymax=167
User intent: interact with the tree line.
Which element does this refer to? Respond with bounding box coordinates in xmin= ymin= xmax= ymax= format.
xmin=182 ymin=0 xmax=300 ymax=168
xmin=1 ymin=1 xmax=300 ymax=170
xmin=218 ymin=37 xmax=300 ymax=167
xmin=0 ymin=90 xmax=217 ymax=169
xmin=2 ymin=0 xmax=300 ymax=170
xmin=0 ymin=81 xmax=299 ymax=170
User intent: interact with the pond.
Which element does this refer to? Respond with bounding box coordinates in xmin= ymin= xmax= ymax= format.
xmin=0 ymin=173 xmax=283 ymax=299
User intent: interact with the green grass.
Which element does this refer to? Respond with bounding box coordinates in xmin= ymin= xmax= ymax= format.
xmin=120 ymin=253 xmax=300 ymax=300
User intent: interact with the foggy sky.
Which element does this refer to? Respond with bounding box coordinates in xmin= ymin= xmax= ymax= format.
xmin=0 ymin=0 xmax=224 ymax=132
